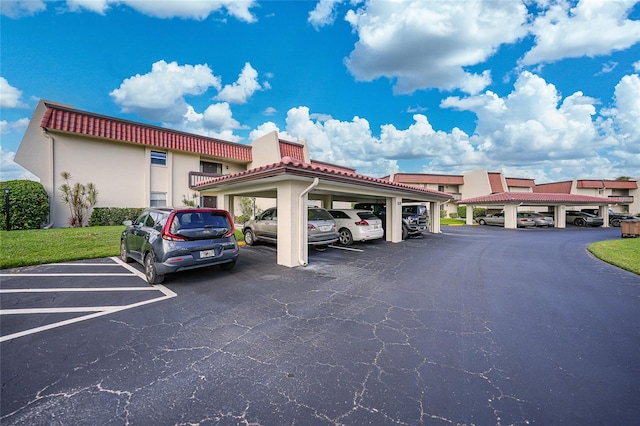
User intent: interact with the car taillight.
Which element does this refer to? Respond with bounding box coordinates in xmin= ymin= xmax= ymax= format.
xmin=162 ymin=232 xmax=187 ymax=241
xmin=355 ymin=220 xmax=369 ymax=226
xmin=308 ymin=224 xmax=317 ymax=230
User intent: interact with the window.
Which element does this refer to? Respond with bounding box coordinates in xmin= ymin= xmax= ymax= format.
xmin=200 ymin=161 xmax=223 ymax=174
xmin=438 ymin=185 xmax=445 ymax=192
xmin=151 ymin=151 xmax=167 ymax=165
xmin=150 ymin=192 xmax=166 ymax=207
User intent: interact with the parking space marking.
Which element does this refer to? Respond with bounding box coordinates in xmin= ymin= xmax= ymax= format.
xmin=328 ymin=245 xmax=364 ymax=252
xmin=0 ymin=257 xmax=176 ymax=343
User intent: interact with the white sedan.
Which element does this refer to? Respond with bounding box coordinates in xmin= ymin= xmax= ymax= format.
xmin=328 ymin=209 xmax=384 ymax=246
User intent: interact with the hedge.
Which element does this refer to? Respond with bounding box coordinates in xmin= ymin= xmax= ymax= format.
xmin=0 ymin=180 xmax=49 ymax=230
xmin=89 ymin=207 xmax=144 ymax=226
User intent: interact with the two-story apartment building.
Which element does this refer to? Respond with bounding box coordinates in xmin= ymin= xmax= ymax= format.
xmin=15 ymin=100 xmax=453 ymax=266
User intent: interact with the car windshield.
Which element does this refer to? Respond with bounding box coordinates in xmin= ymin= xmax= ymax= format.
xmin=309 ymin=208 xmax=333 ymax=221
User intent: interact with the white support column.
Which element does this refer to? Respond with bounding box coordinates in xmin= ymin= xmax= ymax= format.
xmin=556 ymin=205 xmax=566 ymax=228
xmin=504 ymin=205 xmax=517 ymax=229
xmin=600 ymin=205 xmax=610 ymax=227
xmin=217 ymin=194 xmax=231 ymax=212
xmin=385 ymin=197 xmax=403 ymax=243
xmin=276 ymin=181 xmax=310 ymax=268
xmin=430 ymin=202 xmax=441 ymax=233
xmin=466 ymin=205 xmax=474 ymax=225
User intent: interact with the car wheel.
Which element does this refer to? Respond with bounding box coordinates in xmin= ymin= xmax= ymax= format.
xmin=220 ymin=260 xmax=236 ymax=271
xmin=144 ymin=252 xmax=165 ymax=284
xmin=338 ymin=228 xmax=353 ymax=246
xmin=611 ymin=219 xmax=621 ymax=227
xmin=244 ymin=229 xmax=255 ymax=246
xmin=119 ymin=239 xmax=132 ymax=263
xmin=478 ymin=219 xmax=486 ymax=225
xmin=402 ymin=225 xmax=409 ymax=240
xmin=574 ymin=218 xmax=586 ymax=227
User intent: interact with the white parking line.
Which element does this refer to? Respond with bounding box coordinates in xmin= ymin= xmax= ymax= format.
xmin=0 ymin=287 xmax=156 ymax=293
xmin=0 ymin=257 xmax=177 ymax=343
xmin=328 ymin=245 xmax=364 ymax=252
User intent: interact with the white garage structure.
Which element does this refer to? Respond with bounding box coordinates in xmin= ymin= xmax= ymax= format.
xmin=195 ymin=156 xmax=453 ymax=267
xmin=458 ymin=192 xmax=625 ymax=229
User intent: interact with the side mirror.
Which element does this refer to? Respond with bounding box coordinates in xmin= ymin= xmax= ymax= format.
xmin=122 ymin=220 xmax=133 ymax=226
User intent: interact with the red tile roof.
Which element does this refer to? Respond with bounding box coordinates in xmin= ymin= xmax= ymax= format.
xmin=389 ymin=173 xmax=465 ymax=185
xmin=506 ymin=178 xmax=535 ymax=188
xmin=41 ymin=102 xmax=252 ymax=162
xmin=279 ymin=140 xmax=305 ymax=161
xmin=458 ymin=192 xmax=624 ymax=205
xmin=488 ymin=172 xmax=504 ymax=193
xmin=194 ymin=156 xmax=453 ymax=200
xmin=310 ymin=160 xmax=356 ymax=174
xmin=577 ymin=179 xmax=638 ymax=189
xmin=534 ymin=181 xmax=573 ymax=194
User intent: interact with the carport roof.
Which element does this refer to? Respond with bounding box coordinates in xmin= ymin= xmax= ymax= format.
xmin=457 ymin=191 xmax=625 ymax=205
xmin=194 ymin=156 xmax=453 ymax=201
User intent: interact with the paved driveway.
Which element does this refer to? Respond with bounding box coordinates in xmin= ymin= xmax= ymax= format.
xmin=1 ymin=226 xmax=639 ymax=424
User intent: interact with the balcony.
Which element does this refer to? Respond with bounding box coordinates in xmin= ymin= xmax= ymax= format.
xmin=189 ymin=171 xmax=225 ymax=189
xmin=609 ymin=195 xmax=634 ymax=203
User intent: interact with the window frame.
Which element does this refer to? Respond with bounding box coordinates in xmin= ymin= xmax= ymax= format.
xmin=151 ymin=151 xmax=167 ymax=166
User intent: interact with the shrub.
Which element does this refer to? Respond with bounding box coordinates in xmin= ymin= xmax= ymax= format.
xmin=449 ymin=212 xmax=459 ymax=218
xmin=0 ymin=180 xmax=49 ymax=230
xmin=89 ymin=207 xmax=144 ymax=226
xmin=59 ymin=172 xmax=98 ymax=227
xmin=457 ymin=206 xmax=487 ymax=219
xmin=235 ymin=214 xmax=251 ymax=224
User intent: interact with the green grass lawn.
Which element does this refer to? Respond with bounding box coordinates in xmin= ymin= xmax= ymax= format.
xmin=0 ymin=227 xmax=246 ymax=269
xmin=441 ymin=218 xmax=466 ymax=226
xmin=588 ymin=238 xmax=640 ymax=275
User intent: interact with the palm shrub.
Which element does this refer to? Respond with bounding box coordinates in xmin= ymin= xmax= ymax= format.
xmin=59 ymin=172 xmax=98 ymax=227
xmin=0 ymin=180 xmax=49 ymax=230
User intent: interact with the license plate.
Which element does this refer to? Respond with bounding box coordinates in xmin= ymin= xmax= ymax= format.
xmin=374 ymin=225 xmax=380 ymax=229
xmin=200 ymin=249 xmax=217 ymax=259
xmin=319 ymin=225 xmax=332 ymax=232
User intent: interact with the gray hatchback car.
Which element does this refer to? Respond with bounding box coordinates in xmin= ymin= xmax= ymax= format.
xmin=243 ymin=207 xmax=339 ymax=247
xmin=120 ymin=207 xmax=239 ymax=284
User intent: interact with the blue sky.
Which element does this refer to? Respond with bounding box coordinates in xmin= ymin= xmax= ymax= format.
xmin=1 ymin=0 xmax=639 ymax=183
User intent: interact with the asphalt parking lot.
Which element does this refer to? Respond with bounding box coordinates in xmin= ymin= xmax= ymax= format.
xmin=1 ymin=226 xmax=639 ymax=425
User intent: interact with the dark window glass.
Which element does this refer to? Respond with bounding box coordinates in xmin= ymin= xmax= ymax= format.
xmin=151 ymin=151 xmax=167 ymax=165
xmin=329 ymin=210 xmax=350 ymax=219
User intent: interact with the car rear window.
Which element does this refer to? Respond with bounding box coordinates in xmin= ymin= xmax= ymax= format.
xmin=329 ymin=210 xmax=350 ymax=219
xmin=309 ymin=208 xmax=333 ymax=221
xmin=170 ymin=211 xmax=231 ymax=238
xmin=357 ymin=212 xmax=378 ymax=220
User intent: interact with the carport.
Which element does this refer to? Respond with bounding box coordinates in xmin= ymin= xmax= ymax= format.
xmin=194 ymin=157 xmax=452 ymax=267
xmin=458 ymin=192 xmax=625 ymax=229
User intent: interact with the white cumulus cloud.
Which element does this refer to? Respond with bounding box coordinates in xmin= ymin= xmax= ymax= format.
xmin=522 ymin=0 xmax=640 ymax=66
xmin=0 ymin=78 xmax=26 ymax=108
xmin=67 ymin=0 xmax=258 ymax=21
xmin=110 ymin=60 xmax=222 ymax=123
xmin=442 ymin=71 xmax=598 ymax=162
xmin=344 ymin=0 xmax=528 ymax=94
xmin=215 ymin=63 xmax=266 ymax=104
xmin=0 ymin=0 xmax=46 ymax=18
xmin=308 ymin=0 xmax=343 ymax=29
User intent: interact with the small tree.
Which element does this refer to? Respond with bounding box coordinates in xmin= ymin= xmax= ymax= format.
xmin=59 ymin=172 xmax=98 ymax=227
xmin=182 ymin=192 xmax=198 ymax=207
xmin=236 ymin=197 xmax=260 ymax=224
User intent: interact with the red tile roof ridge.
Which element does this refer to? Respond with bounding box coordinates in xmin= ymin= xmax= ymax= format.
xmin=196 ymin=156 xmax=452 ymax=197
xmin=458 ymin=191 xmax=626 ymax=204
